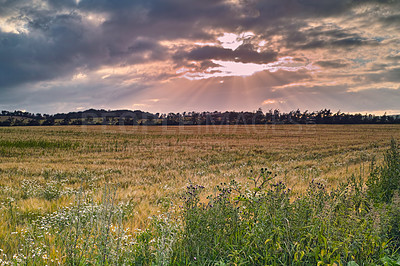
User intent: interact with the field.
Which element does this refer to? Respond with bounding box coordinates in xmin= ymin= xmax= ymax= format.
xmin=0 ymin=124 xmax=399 ymax=264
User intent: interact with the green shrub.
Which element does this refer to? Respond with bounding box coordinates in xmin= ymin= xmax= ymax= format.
xmin=172 ymin=168 xmax=393 ymax=265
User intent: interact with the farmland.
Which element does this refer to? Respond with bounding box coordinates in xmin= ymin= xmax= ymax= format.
xmin=0 ymin=124 xmax=399 ymax=264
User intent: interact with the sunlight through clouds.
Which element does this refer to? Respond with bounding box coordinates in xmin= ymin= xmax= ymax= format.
xmin=1 ymin=0 xmax=399 ymax=114
xmin=181 ymin=57 xmax=318 ymax=80
xmin=218 ymin=32 xmax=255 ymax=50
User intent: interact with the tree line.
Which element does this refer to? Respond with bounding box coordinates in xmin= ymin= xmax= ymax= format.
xmin=0 ymin=108 xmax=399 ymax=126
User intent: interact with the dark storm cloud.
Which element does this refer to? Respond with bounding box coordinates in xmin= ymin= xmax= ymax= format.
xmin=1 ymin=0 xmax=400 ymax=114
xmin=0 ymin=0 xmax=240 ymax=90
xmin=0 ymin=31 xmax=76 ymax=88
xmin=0 ymin=5 xmax=171 ymax=89
xmin=0 ymin=0 xmax=28 ymax=15
xmin=1 ymin=0 xmax=396 ymax=83
xmin=285 ymin=26 xmax=380 ymax=50
xmin=182 ymin=44 xmax=277 ymax=64
xmin=80 ymin=0 xmax=230 ymax=41
xmin=0 ymin=11 xmax=101 ymax=89
xmin=380 ymin=14 xmax=400 ymax=25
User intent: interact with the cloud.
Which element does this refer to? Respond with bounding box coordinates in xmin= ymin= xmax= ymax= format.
xmin=315 ymin=60 xmax=349 ymax=68
xmin=1 ymin=0 xmax=400 ymax=114
xmin=380 ymin=14 xmax=400 ymax=25
xmin=285 ymin=26 xmax=380 ymax=50
xmin=183 ymin=44 xmax=277 ymax=64
xmin=365 ymin=67 xmax=400 ymax=83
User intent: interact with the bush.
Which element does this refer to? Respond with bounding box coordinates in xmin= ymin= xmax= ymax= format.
xmin=171 ymin=169 xmax=392 ymax=265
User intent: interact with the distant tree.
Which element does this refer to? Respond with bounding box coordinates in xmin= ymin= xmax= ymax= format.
xmin=42 ymin=118 xmax=55 ymax=126
xmin=27 ymin=119 xmax=40 ymax=126
xmin=253 ymin=108 xmax=265 ymax=124
xmin=102 ymin=117 xmax=110 ymax=125
xmin=146 ymin=115 xmax=154 ymax=125
xmin=380 ymin=113 xmax=388 ymax=124
xmin=71 ymin=119 xmax=82 ymax=125
xmin=191 ymin=112 xmax=199 ymax=125
xmin=60 ymin=117 xmax=71 ymax=125
xmin=0 ymin=118 xmax=12 ymax=126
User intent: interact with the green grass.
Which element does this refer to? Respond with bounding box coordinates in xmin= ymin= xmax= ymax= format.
xmin=0 ymin=139 xmax=78 ymax=149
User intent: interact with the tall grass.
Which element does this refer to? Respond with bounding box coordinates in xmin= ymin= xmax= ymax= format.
xmin=1 ymin=140 xmax=399 ymax=265
xmin=367 ymin=138 xmax=400 ymax=203
xmin=171 ymin=169 xmax=398 ymax=265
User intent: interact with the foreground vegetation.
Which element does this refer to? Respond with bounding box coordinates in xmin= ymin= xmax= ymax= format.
xmin=0 ymin=125 xmax=399 ymax=264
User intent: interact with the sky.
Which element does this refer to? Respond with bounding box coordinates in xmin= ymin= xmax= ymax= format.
xmin=0 ymin=0 xmax=400 ymax=115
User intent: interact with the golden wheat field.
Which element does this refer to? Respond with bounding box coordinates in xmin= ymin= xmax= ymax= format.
xmin=0 ymin=124 xmax=399 ymax=231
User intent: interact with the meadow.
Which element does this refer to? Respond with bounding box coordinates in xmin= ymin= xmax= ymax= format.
xmin=0 ymin=124 xmax=399 ymax=265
